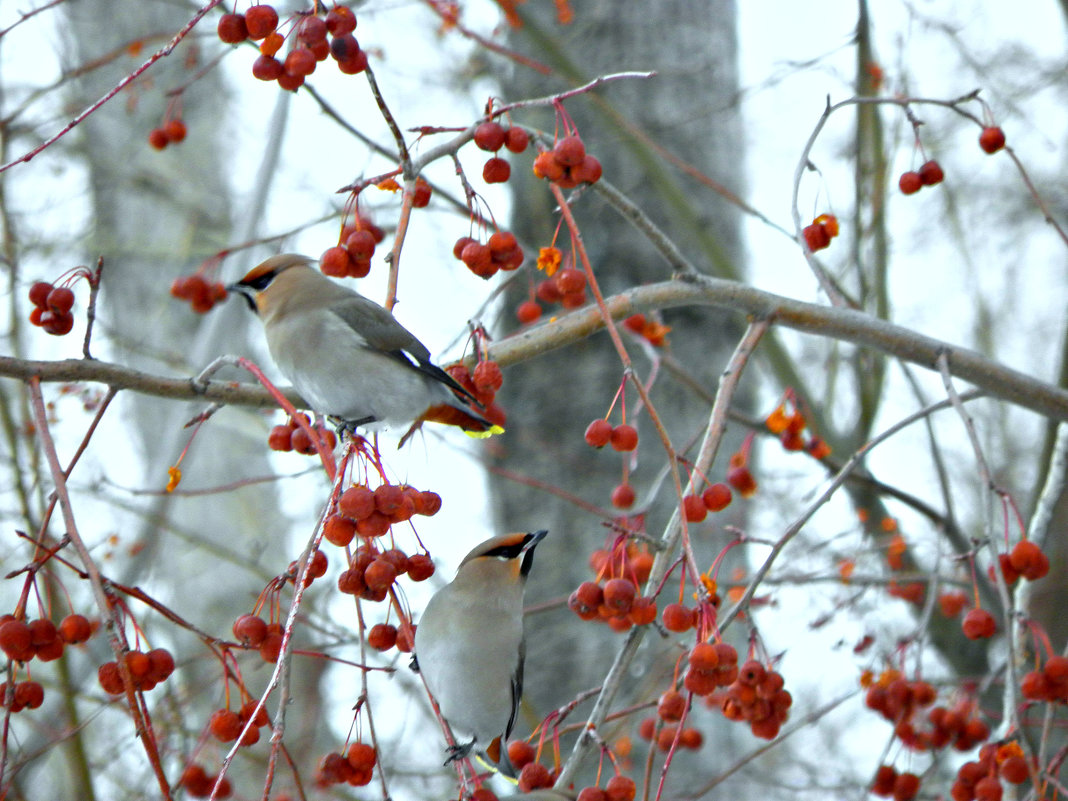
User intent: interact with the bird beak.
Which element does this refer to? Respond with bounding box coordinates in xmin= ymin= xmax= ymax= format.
xmin=226 ymin=282 xmax=258 ymax=313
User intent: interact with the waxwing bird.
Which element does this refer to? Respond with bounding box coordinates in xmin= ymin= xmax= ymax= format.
xmin=413 ymin=530 xmax=548 ymax=776
xmin=228 ymin=254 xmax=499 ymax=439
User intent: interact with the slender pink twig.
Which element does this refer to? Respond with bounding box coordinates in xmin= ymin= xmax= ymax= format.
xmin=0 ymin=0 xmax=225 ymax=175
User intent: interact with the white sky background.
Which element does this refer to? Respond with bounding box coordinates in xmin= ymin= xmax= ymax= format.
xmin=2 ymin=0 xmax=1068 ymax=795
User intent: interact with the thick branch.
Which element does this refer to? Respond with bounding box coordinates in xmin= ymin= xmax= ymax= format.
xmin=4 ymin=276 xmax=1067 ymax=422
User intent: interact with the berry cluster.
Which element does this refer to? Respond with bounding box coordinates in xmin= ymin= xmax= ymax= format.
xmin=321 ymin=215 xmax=385 ymax=278
xmin=0 ymin=680 xmax=44 ymax=713
xmin=863 ymin=670 xmax=988 ymax=752
xmin=898 ymin=160 xmax=945 ymax=195
xmin=0 ymin=613 xmax=93 ymax=663
xmin=506 ymin=741 xmax=558 ymax=792
xmin=951 ymin=741 xmax=1030 ymax=801
xmin=801 ymin=213 xmax=840 ymax=252
xmin=219 ymin=5 xmax=367 ymax=92
xmin=717 ymin=658 xmax=792 ymax=740
xmin=535 ymin=265 xmax=588 ymax=309
xmin=765 ymin=396 xmax=831 ymax=458
xmin=338 ymin=544 xmax=434 ymax=611
xmin=317 ymin=742 xmax=376 ymax=787
xmin=679 ymin=483 xmax=734 ymax=523
xmin=97 ymin=647 xmax=176 ymax=693
xmin=636 ymin=690 xmax=704 ymax=752
xmin=179 ymin=763 xmax=232 ymax=798
xmin=623 ymin=313 xmax=670 ymax=347
xmin=147 ymin=118 xmax=187 ymax=150
xmin=533 ymin=135 xmax=603 ymax=188
xmin=681 ymin=641 xmax=738 ymax=697
xmin=871 ymin=765 xmax=921 ymax=801
xmin=568 ymin=542 xmax=655 ymax=632
xmin=268 ymin=414 xmax=338 ymax=454
xmin=170 ymin=274 xmax=228 ymax=313
xmin=472 ymin=120 xmax=529 ymax=184
xmin=574 ymin=775 xmax=638 ymax=801
xmin=452 ymin=230 xmax=525 ymax=279
xmin=231 ymin=613 xmax=287 ymax=662
xmin=584 ymin=419 xmax=638 ymax=451
xmin=446 ymin=361 xmax=507 ymax=429
xmin=992 ymin=539 xmax=1050 ymax=585
xmin=27 ymin=281 xmax=76 ymax=335
xmin=209 ymin=698 xmax=271 ymax=746
xmin=325 ymin=483 xmax=441 ymax=545
xmin=1020 ymin=654 xmax=1068 ymax=703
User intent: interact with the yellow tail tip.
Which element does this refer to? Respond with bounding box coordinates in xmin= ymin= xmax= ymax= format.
xmin=465 ymin=424 xmax=505 ymax=439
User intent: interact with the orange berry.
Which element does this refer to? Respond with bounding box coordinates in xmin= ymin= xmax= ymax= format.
xmin=585 ymin=418 xmax=612 ymax=448
xmin=662 ymin=603 xmax=694 ymax=633
xmin=682 ymin=494 xmax=707 ymax=523
xmin=605 ymin=774 xmax=636 ymax=801
xmin=610 ymin=424 xmax=638 ymax=452
xmin=610 ymin=483 xmax=636 ymax=509
xmin=702 ymin=483 xmax=732 ymax=511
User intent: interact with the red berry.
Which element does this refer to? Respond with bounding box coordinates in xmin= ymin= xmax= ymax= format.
xmin=898 ymin=171 xmax=923 ymax=195
xmin=40 ymin=311 xmax=74 ymax=336
xmin=657 ymin=689 xmax=686 ymax=722
xmin=28 ymin=281 xmax=53 ymax=308
xmin=233 ymin=613 xmax=268 ymax=646
xmin=46 ymin=286 xmax=75 ymax=314
xmin=473 ymin=361 xmax=504 ymax=393
xmin=59 ymin=613 xmax=92 ymax=644
xmin=554 ymin=267 xmax=586 ymax=295
xmin=518 ymin=762 xmax=553 ymax=792
xmin=682 ymin=494 xmax=707 ymax=523
xmin=572 ymin=155 xmax=603 ymax=184
xmin=802 ymin=222 xmax=830 ymax=252
xmin=919 ymin=160 xmax=944 ymax=185
xmin=553 ymin=135 xmax=586 ymax=166
xmin=97 ymin=661 xmax=124 ymax=694
xmin=473 ymin=121 xmax=506 ymax=152
xmin=367 ymin=623 xmax=397 ymax=651
xmin=507 ymin=739 xmax=536 ymax=769
xmin=504 ymin=127 xmax=529 ymax=153
xmin=702 ymin=483 xmax=732 ymax=511
xmin=605 ymin=775 xmax=637 ymax=801
xmin=163 ymin=119 xmax=187 ymax=143
xmin=584 ymin=419 xmax=613 ymax=448
xmin=284 ymin=48 xmax=317 ymax=77
xmin=148 ymin=128 xmax=169 ymax=150
xmin=0 ymin=620 xmax=32 ymax=661
xmin=407 ymin=553 xmax=436 ymax=581
xmin=325 ymin=5 xmax=357 ymax=35
xmin=217 ymin=13 xmax=248 ymax=43
xmin=320 ymin=246 xmax=352 ymax=277
xmin=12 ymin=680 xmax=43 ymax=709
xmin=412 ymin=178 xmax=432 ymax=208
xmin=210 ymin=709 xmax=243 ymax=742
xmin=517 ymin=300 xmax=542 ymax=324
xmin=610 ymin=483 xmax=635 ymax=509
xmin=244 ymin=5 xmax=279 ymax=39
xmin=602 ymin=578 xmax=636 ymax=615
xmin=610 ymin=424 xmax=638 ymax=452
xmin=339 ymin=485 xmax=375 ymax=520
xmin=961 ymin=608 xmax=996 ymax=639
xmin=252 ymin=55 xmax=285 ymax=81
xmin=978 ymin=126 xmax=1005 ymax=154
xmin=297 ymin=15 xmax=328 ymax=46
xmin=483 ymin=157 xmax=511 ymax=184
xmin=662 ymin=603 xmax=694 ymax=633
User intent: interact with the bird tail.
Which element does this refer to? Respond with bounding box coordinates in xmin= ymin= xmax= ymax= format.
xmin=398 ymin=403 xmax=505 ymax=447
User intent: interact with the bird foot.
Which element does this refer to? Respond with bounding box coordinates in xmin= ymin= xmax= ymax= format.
xmin=443 ymin=739 xmax=475 ymax=765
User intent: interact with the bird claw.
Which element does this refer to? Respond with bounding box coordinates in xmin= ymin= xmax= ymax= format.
xmin=443 ymin=740 xmax=475 ymax=765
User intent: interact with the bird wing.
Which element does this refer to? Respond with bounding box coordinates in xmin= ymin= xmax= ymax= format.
xmin=506 ymin=637 xmax=524 ymax=740
xmin=328 ymin=297 xmax=478 ymax=402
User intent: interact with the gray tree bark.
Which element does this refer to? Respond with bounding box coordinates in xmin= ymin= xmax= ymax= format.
xmin=492 ymin=1 xmax=750 ymax=786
